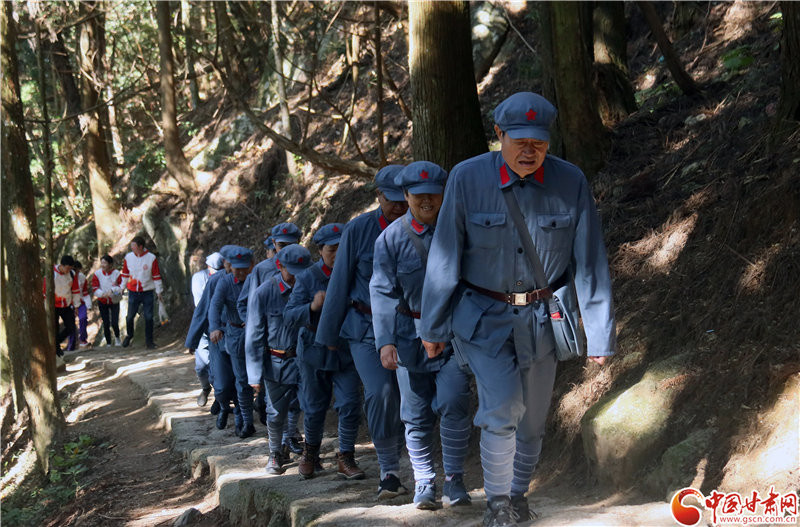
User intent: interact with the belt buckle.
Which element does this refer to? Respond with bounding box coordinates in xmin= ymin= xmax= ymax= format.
xmin=512 ymin=293 xmax=527 ymax=306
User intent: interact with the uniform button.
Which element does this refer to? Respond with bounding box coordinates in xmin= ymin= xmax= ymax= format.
xmin=517 ymin=280 xmax=523 ymax=286
xmin=485 ymin=220 xmax=490 ymax=226
xmin=466 ymin=291 xmax=472 ymax=297
xmin=551 ymin=221 xmax=557 ymax=228
xmin=518 ymin=247 xmax=524 ymax=254
xmin=513 ymin=308 xmax=519 ymax=315
xmin=519 ymin=181 xmax=526 ymax=188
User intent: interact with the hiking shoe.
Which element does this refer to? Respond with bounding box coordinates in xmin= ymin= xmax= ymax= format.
xmin=209 ymin=399 xmax=221 ymax=416
xmin=483 ymin=496 xmax=517 ymax=527
xmin=216 ymin=408 xmax=230 ymax=430
xmin=337 ymin=451 xmax=365 ymax=480
xmin=237 ymin=423 xmax=256 ymax=439
xmin=197 ymin=387 xmax=211 ymax=407
xmin=510 ymin=494 xmax=537 ymax=522
xmin=298 ymin=443 xmax=323 ymax=479
xmin=146 ymin=342 xmax=158 ymax=350
xmin=122 ymin=336 xmax=132 ymax=348
xmin=443 ymin=473 xmax=472 ymax=507
xmin=265 ymin=450 xmax=284 ymax=475
xmin=413 ymin=479 xmax=437 ymax=510
xmin=115 ymin=337 xmax=122 ymax=347
xmin=377 ymin=474 xmax=408 ymax=499
xmin=284 ymin=437 xmax=304 ymax=456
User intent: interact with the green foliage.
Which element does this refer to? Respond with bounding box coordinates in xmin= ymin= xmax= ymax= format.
xmin=126 ymin=142 xmax=166 ymax=191
xmin=0 ymin=435 xmax=97 ymax=527
xmin=635 ymin=80 xmax=681 ymax=106
xmin=721 ymin=46 xmax=754 ymax=72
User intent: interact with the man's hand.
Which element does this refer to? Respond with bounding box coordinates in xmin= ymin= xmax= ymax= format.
xmin=588 ymin=356 xmax=608 ymax=366
xmin=74 ymin=307 xmax=80 ymax=316
xmin=157 ymin=293 xmax=163 ymax=303
xmin=310 ymin=291 xmax=326 ymax=312
xmin=422 ymin=340 xmax=445 ymax=359
xmin=250 ymin=383 xmax=261 ymax=393
xmin=186 ymin=348 xmax=195 ymax=355
xmin=380 ymin=344 xmax=398 ymax=370
xmin=327 ymin=345 xmax=340 ymax=351
xmin=209 ymin=330 xmax=223 ymax=344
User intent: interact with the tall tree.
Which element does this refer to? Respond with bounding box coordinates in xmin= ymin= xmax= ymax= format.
xmin=636 ymin=1 xmax=700 ymax=96
xmin=77 ymin=0 xmax=121 ymax=256
xmin=409 ymin=1 xmax=487 ymax=171
xmin=270 ymin=0 xmax=297 ymax=174
xmin=374 ymin=3 xmax=386 ymax=165
xmin=156 ymin=1 xmax=197 ymax=196
xmin=539 ymin=2 xmax=610 ymax=176
xmin=1 ymin=0 xmax=64 ymax=475
xmin=593 ymin=2 xmax=638 ymax=123
xmin=774 ymin=1 xmax=800 ymax=141
xmin=214 ymin=1 xmax=248 ymax=96
xmin=181 ymin=0 xmax=201 ymax=109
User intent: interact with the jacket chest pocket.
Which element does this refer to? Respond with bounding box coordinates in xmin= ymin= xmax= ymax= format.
xmin=396 ymin=258 xmax=423 ymax=291
xmin=536 ymin=213 xmax=572 ymax=250
xmin=467 ymin=212 xmax=506 ymax=249
xmin=357 ymin=253 xmax=374 ymax=279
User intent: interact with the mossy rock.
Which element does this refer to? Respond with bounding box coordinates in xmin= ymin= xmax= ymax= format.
xmin=645 ymin=428 xmax=716 ymax=499
xmin=581 ymin=354 xmax=689 ymax=487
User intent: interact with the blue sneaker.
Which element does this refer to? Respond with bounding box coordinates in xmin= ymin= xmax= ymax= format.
xmin=413 ymin=479 xmax=437 ymax=510
xmin=443 ymin=473 xmax=472 ymax=507
xmin=376 ymin=474 xmax=408 ymax=499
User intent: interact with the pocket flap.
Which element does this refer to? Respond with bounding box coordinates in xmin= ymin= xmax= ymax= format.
xmin=397 ymin=258 xmax=422 ymax=274
xmin=537 ymin=214 xmax=571 ymax=229
xmin=469 ymin=212 xmax=506 ymax=228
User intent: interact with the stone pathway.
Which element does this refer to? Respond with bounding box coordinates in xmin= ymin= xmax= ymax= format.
xmin=63 ymin=346 xmax=678 ymax=527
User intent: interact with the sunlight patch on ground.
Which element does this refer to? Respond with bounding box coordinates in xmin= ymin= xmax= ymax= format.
xmin=617 ymin=214 xmax=697 ymax=275
xmin=736 ymin=245 xmax=779 ymax=294
xmin=0 ymin=443 xmax=35 ymax=500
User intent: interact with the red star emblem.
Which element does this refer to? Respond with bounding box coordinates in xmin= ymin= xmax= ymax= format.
xmin=526 ymin=109 xmax=537 ymax=121
xmin=333 ymin=226 xmax=339 ymax=233
xmin=237 ymin=254 xmax=242 ymax=259
xmin=420 ymin=170 xmax=429 ymax=179
xmin=298 ymin=257 xmax=303 ymax=263
xmin=283 ymin=228 xmax=288 ymax=233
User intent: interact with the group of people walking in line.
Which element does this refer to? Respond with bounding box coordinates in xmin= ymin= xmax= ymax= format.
xmin=183 ymin=92 xmax=616 ymax=527
xmin=50 ymin=236 xmax=165 ymax=356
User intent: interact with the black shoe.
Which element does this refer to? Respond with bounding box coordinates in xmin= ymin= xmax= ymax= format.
xmin=122 ymin=336 xmax=132 ymax=348
xmin=510 ymin=494 xmax=537 ymax=522
xmin=377 ymin=474 xmax=408 ymax=499
xmin=197 ymin=387 xmax=211 ymax=407
xmin=284 ymin=437 xmax=304 ymax=456
xmin=210 ymin=399 xmax=221 ymax=416
xmin=216 ymin=408 xmax=230 ymax=430
xmin=146 ymin=342 xmax=158 ymax=350
xmin=443 ymin=473 xmax=472 ymax=507
xmin=483 ymin=496 xmax=517 ymax=527
xmin=237 ymin=423 xmax=256 ymax=439
xmin=56 ymin=348 xmax=64 ymax=357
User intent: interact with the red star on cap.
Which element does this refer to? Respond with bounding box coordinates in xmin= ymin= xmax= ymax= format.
xmin=526 ymin=109 xmax=537 ymax=121
xmin=283 ymin=228 xmax=288 ymax=233
xmin=237 ymin=254 xmax=242 ymax=259
xmin=333 ymin=226 xmax=339 ymax=233
xmin=298 ymin=257 xmax=303 ymax=263
xmin=420 ymin=170 xmax=429 ymax=179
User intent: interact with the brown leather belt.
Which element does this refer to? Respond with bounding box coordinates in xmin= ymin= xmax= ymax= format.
xmin=350 ymin=300 xmax=372 ymax=316
xmin=270 ymin=349 xmax=297 ymax=359
xmin=396 ymin=305 xmax=421 ymax=319
xmin=462 ymin=272 xmax=567 ymax=307
xmin=228 ymin=321 xmax=245 ymax=328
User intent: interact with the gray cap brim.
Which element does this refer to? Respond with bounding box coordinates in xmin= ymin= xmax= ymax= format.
xmin=505 ymin=127 xmax=550 ymax=141
xmin=230 ymin=261 xmax=251 ymax=269
xmin=319 ymin=235 xmax=342 ymax=246
xmin=406 ymin=183 xmax=444 ymax=195
xmin=282 ymin=263 xmax=311 ymax=276
xmin=379 ymin=188 xmax=407 ymax=202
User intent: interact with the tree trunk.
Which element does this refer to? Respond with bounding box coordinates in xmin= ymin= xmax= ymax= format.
xmin=77 ymin=0 xmax=121 ymax=256
xmin=156 ymin=1 xmax=197 ymax=196
xmin=48 ymin=32 xmax=83 ymax=119
xmin=409 ymin=1 xmax=487 ymax=171
xmin=181 ymin=0 xmax=201 ymax=109
xmin=636 ymin=0 xmax=700 ymax=96
xmin=593 ymin=1 xmax=638 ymax=123
xmin=539 ymin=1 xmax=610 ymax=177
xmin=270 ymin=0 xmax=297 ymax=174
xmin=229 ymin=0 xmax=262 ymax=66
xmin=374 ymin=3 xmax=386 ymax=165
xmin=214 ymin=1 xmax=248 ymax=96
xmin=1 ymin=0 xmax=64 ymax=475
xmin=774 ymin=1 xmax=800 ymax=141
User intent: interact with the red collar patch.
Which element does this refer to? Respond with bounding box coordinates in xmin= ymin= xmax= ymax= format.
xmin=526 ymin=109 xmax=537 ymax=121
xmin=321 ymin=264 xmax=332 ymax=277
xmin=379 ymin=215 xmax=389 ymax=231
xmin=279 ymin=281 xmax=286 ymax=293
xmin=533 ymin=165 xmax=544 ymax=184
xmin=411 ymin=218 xmax=425 ymax=233
xmin=500 ymin=164 xmax=511 ymax=185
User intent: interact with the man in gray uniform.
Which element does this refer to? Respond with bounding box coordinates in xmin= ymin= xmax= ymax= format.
xmin=420 ymin=92 xmax=616 ymax=527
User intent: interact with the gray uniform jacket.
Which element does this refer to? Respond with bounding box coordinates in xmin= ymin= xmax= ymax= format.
xmin=237 ymin=256 xmax=279 ymax=322
xmin=420 ymin=151 xmax=616 ymax=366
xmin=185 ymin=270 xmax=226 ymax=349
xmin=209 ymin=273 xmax=245 ymax=356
